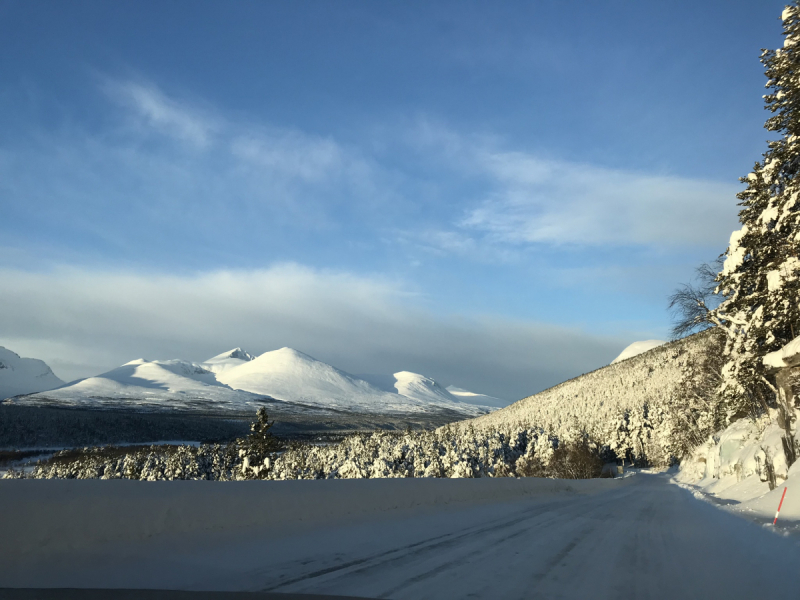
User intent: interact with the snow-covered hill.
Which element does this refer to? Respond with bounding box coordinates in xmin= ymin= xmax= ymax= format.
xmin=0 ymin=347 xmax=64 ymax=400
xmin=463 ymin=332 xmax=712 ymax=465
xmin=611 ymin=340 xmax=666 ymax=364
xmin=17 ymin=347 xmax=491 ymax=417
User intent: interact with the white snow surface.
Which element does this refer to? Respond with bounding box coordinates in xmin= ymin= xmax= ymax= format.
xmin=0 ymin=346 xmax=64 ymax=400
xmin=764 ymin=334 xmax=800 ymax=369
xmin=5 ymin=475 xmax=800 ymax=599
xmin=676 ymin=410 xmax=800 ymax=537
xmin=446 ymin=385 xmax=509 ymax=408
xmin=19 ymin=346 xmax=490 ymax=416
xmin=610 ymin=339 xmax=666 ymax=364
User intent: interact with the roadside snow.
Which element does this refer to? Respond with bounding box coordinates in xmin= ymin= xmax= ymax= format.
xmin=675 ymin=412 xmax=800 ymax=534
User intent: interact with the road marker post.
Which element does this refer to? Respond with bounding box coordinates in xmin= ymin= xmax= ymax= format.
xmin=773 ymin=487 xmax=788 ymax=525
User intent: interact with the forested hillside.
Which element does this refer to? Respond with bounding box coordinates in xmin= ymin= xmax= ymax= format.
xmin=464 ymin=331 xmax=720 ymax=466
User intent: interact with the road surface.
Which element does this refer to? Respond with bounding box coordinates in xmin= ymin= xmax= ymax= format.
xmin=3 ymin=474 xmax=800 ymax=599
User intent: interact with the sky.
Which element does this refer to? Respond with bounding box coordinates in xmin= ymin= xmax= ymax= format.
xmin=0 ymin=0 xmax=790 ymax=402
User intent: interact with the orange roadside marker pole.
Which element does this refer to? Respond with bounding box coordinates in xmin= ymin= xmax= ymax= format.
xmin=773 ymin=487 xmax=788 ymax=525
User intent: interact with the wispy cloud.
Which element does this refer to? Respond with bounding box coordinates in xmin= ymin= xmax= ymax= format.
xmin=0 ymin=264 xmax=627 ymax=400
xmin=398 ymin=119 xmax=741 ymax=252
xmin=464 ymin=151 xmax=741 ymax=247
xmin=102 ymin=79 xmax=219 ymax=147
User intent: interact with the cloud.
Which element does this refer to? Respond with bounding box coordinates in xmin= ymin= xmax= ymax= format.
xmin=462 ymin=151 xmax=741 ymax=247
xmin=102 ymin=79 xmax=219 ymax=147
xmin=0 ymin=264 xmax=628 ymax=401
xmin=398 ymin=119 xmax=741 ymax=251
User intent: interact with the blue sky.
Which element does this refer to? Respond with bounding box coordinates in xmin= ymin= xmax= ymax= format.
xmin=0 ymin=0 xmax=789 ymax=400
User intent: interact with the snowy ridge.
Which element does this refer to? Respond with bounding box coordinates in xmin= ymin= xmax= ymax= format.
xmin=0 ymin=346 xmax=64 ymax=400
xmin=462 ymin=332 xmax=712 ymax=464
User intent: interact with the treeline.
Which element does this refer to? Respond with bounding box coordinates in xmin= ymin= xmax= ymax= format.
xmin=8 ymin=409 xmax=613 ymax=481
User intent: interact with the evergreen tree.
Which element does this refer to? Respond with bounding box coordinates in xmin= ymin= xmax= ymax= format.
xmin=239 ymin=408 xmax=282 ymax=479
xmin=711 ymin=3 xmax=800 ymax=420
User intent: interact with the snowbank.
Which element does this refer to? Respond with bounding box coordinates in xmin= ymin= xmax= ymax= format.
xmin=675 ymin=412 xmax=800 ymax=532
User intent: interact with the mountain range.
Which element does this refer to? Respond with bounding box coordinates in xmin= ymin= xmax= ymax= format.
xmin=4 ymin=346 xmax=496 ymax=417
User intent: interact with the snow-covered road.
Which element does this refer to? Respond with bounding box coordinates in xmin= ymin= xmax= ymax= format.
xmin=4 ymin=474 xmax=800 ymax=599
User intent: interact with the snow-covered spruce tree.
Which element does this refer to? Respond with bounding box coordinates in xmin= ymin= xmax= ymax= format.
xmin=711 ymin=3 xmax=800 ymax=422
xmin=239 ymin=407 xmax=282 ymax=479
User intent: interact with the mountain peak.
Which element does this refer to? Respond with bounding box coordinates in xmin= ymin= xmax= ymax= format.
xmin=204 ymin=348 xmax=255 ymax=364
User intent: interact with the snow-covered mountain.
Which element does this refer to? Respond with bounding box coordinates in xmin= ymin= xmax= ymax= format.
xmin=18 ymin=347 xmax=491 ymax=417
xmin=611 ymin=339 xmax=666 ymax=364
xmin=391 ymin=371 xmax=490 ymax=415
xmin=446 ymin=386 xmax=508 ymax=409
xmin=217 ymin=348 xmax=487 ymax=415
xmin=394 ymin=371 xmax=457 ymax=404
xmin=0 ymin=347 xmax=64 ymax=400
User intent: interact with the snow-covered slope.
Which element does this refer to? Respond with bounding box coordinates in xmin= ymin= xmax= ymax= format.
xmin=20 ymin=358 xmax=267 ymax=411
xmin=201 ymin=348 xmax=256 ymax=374
xmin=0 ymin=347 xmax=64 ymax=400
xmin=611 ymin=340 xmax=666 ymax=364
xmin=446 ymin=386 xmax=508 ymax=409
xmin=464 ymin=332 xmax=712 ymax=465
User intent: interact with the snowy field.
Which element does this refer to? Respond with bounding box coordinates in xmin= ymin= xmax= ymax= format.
xmin=3 ymin=474 xmax=800 ymax=599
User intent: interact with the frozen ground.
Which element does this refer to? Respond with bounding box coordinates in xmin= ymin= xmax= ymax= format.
xmin=3 ymin=473 xmax=800 ymax=599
